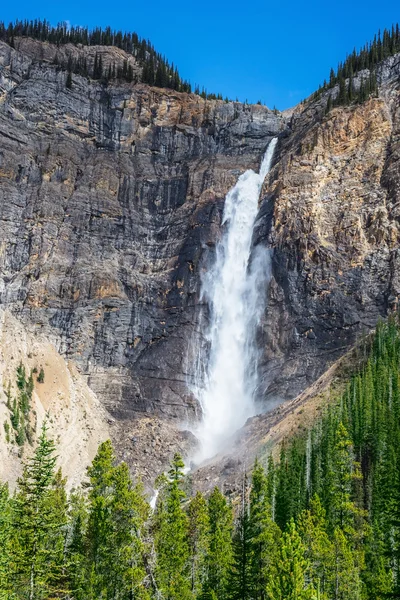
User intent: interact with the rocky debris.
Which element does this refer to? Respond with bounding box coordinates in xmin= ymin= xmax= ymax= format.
xmin=109 ymin=415 xmax=198 ymax=491
xmin=191 ymin=342 xmax=367 ymax=495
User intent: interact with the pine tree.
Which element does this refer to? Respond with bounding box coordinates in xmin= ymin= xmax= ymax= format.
xmin=85 ymin=439 xmax=115 ymax=597
xmin=230 ymin=476 xmax=253 ymax=600
xmin=66 ymin=490 xmax=88 ymax=600
xmin=331 ymin=528 xmax=362 ymax=600
xmin=188 ymin=491 xmax=209 ymax=596
xmin=201 ymin=487 xmax=233 ymax=600
xmin=267 ymin=520 xmax=315 ymax=600
xmin=298 ymin=495 xmax=334 ymax=599
xmin=275 ymin=445 xmax=290 ymax=529
xmin=249 ymin=460 xmax=281 ymax=600
xmin=66 ymin=70 xmax=72 ymax=89
xmin=93 ymin=52 xmax=103 ymax=80
xmin=330 ymin=422 xmax=365 ymax=539
xmin=348 ymin=71 xmax=354 ymax=103
xmin=0 ymin=483 xmax=12 ymax=596
xmin=108 ymin=463 xmax=150 ymax=598
xmin=154 ymin=453 xmax=191 ymax=599
xmin=325 ymin=94 xmax=333 ymax=115
xmin=9 ymin=422 xmax=68 ymax=599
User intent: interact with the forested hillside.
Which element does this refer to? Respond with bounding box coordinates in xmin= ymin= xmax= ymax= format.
xmin=322 ymin=24 xmax=400 ymax=107
xmin=1 ymin=318 xmax=400 ymax=599
xmin=0 ymin=19 xmax=226 ymax=99
xmin=1 ymin=19 xmax=399 ymax=106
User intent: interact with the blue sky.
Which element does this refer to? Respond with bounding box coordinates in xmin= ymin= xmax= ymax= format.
xmin=1 ymin=1 xmax=399 ymax=109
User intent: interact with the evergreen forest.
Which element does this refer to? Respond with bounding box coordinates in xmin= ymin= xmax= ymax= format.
xmin=312 ymin=24 xmax=400 ymax=109
xmin=0 ymin=19 xmax=224 ymax=99
xmin=1 ymin=318 xmax=400 ymax=598
xmin=1 ymin=20 xmax=400 ymax=106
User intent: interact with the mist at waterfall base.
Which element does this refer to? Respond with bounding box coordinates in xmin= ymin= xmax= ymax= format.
xmin=191 ymin=138 xmax=277 ymax=463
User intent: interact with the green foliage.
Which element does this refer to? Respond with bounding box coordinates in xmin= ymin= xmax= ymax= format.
xmin=0 ymin=19 xmax=232 ymax=101
xmin=188 ymin=492 xmax=209 ymax=596
xmin=6 ymin=362 xmax=35 ymax=447
xmin=0 ymin=482 xmax=12 ymax=595
xmin=153 ymin=453 xmax=191 ymax=599
xmin=268 ymin=316 xmax=400 ymax=599
xmin=201 ymin=487 xmax=234 ymax=600
xmin=86 ymin=447 xmax=150 ymax=599
xmin=266 ymin=520 xmax=315 ymax=600
xmin=0 ymin=19 xmax=190 ymax=94
xmin=3 ymin=421 xmax=10 ymax=443
xmin=66 ymin=490 xmax=88 ymax=600
xmin=311 ymin=25 xmax=399 ymax=112
xmin=37 ymin=367 xmax=45 ymax=383
xmin=230 ymin=478 xmax=253 ymax=600
xmin=249 ymin=459 xmax=281 ymax=599
xmin=297 ymin=496 xmax=334 ymax=599
xmin=8 ymin=422 xmax=68 ymax=598
xmin=1 ymin=318 xmax=400 ymax=598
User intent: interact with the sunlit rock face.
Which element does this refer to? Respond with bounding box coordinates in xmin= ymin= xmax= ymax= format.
xmin=256 ymin=57 xmax=400 ymax=405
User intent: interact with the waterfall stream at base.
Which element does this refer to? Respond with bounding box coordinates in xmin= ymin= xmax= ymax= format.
xmin=192 ymin=137 xmax=278 ymax=462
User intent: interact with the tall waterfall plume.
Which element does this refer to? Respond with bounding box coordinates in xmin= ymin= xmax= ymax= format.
xmin=193 ymin=137 xmax=278 ymax=461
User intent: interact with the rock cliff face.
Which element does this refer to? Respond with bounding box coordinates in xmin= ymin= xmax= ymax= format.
xmin=256 ymin=56 xmax=400 ymax=404
xmin=0 ymin=38 xmax=283 ymax=427
xmin=1 ymin=37 xmax=400 ymax=474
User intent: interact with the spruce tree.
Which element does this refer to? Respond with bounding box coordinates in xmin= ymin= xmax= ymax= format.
xmin=66 ymin=490 xmax=88 ymax=600
xmin=249 ymin=460 xmax=281 ymax=600
xmin=85 ymin=439 xmax=115 ymax=597
xmin=0 ymin=483 xmax=12 ymax=596
xmin=154 ymin=453 xmax=191 ymax=600
xmin=267 ymin=520 xmax=315 ymax=600
xmin=331 ymin=528 xmax=362 ymax=600
xmin=201 ymin=487 xmax=233 ymax=600
xmin=298 ymin=495 xmax=334 ymax=599
xmin=9 ymin=422 xmax=68 ymax=599
xmin=188 ymin=491 xmax=209 ymax=597
xmin=108 ymin=464 xmax=150 ymax=599
xmin=230 ymin=476 xmax=253 ymax=600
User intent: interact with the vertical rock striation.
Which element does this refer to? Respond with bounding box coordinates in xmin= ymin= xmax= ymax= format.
xmin=255 ymin=56 xmax=400 ymax=404
xmin=0 ymin=38 xmax=283 ymax=423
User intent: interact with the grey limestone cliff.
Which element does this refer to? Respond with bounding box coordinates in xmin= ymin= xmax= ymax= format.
xmin=0 ymin=38 xmax=283 ymax=427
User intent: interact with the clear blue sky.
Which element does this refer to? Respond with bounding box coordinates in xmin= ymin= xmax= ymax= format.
xmin=1 ymin=1 xmax=399 ymax=109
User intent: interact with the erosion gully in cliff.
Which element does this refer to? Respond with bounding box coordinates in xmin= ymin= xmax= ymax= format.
xmin=192 ymin=138 xmax=278 ymax=462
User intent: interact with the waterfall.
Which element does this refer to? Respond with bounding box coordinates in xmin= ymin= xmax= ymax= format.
xmin=192 ymin=137 xmax=277 ymax=462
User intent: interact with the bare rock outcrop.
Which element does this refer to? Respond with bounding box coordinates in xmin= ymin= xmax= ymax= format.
xmin=0 ymin=38 xmax=283 ymax=427
xmin=255 ymin=61 xmax=400 ymax=405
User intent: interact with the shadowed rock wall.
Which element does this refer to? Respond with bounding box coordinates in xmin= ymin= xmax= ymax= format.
xmin=0 ymin=38 xmax=283 ymax=421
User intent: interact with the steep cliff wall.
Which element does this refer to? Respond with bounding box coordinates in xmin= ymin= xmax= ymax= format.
xmin=0 ymin=38 xmax=283 ymax=429
xmin=1 ymin=37 xmax=400 ymax=473
xmin=256 ymin=56 xmax=400 ymax=404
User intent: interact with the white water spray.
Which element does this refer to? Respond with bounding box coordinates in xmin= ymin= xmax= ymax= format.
xmin=193 ymin=137 xmax=278 ymax=461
